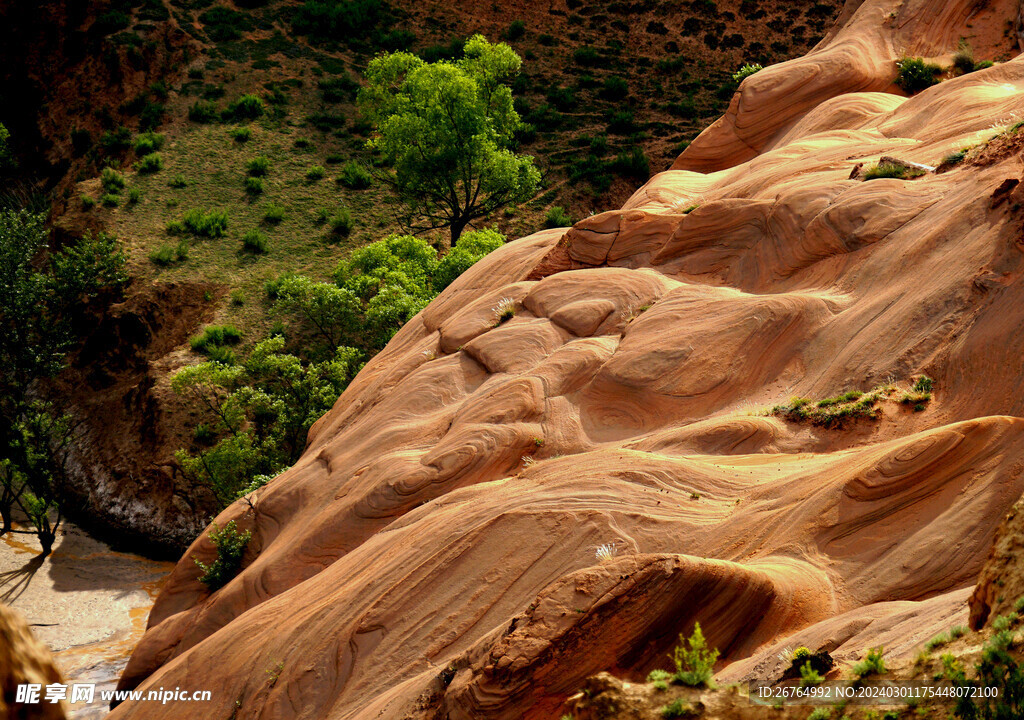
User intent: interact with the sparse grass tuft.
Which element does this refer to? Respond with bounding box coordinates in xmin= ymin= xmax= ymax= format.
xmin=230 ymin=127 xmax=252 ymax=143
xmin=306 ymin=164 xmax=326 ymax=181
xmin=863 ymin=162 xmax=926 ymax=181
xmin=244 ymin=177 xmax=264 ymax=195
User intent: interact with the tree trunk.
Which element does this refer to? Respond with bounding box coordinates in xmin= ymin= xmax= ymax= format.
xmin=450 ymin=217 xmax=469 ymax=246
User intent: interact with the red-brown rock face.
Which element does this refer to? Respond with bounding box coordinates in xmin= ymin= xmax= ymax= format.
xmin=110 ymin=0 xmax=1024 ymax=717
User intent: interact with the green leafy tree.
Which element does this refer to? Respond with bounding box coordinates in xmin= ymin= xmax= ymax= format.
xmin=360 ymin=35 xmax=540 ymax=244
xmin=0 ymin=210 xmax=126 ymax=553
xmin=173 ymin=338 xmax=361 ymax=506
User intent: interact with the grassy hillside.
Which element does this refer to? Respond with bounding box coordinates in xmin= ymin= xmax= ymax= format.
xmin=63 ymin=0 xmax=840 ymax=345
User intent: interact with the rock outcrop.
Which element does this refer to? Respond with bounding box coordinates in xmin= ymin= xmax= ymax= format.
xmin=0 ymin=604 xmax=66 ymax=720
xmin=110 ymin=0 xmax=1024 ymax=717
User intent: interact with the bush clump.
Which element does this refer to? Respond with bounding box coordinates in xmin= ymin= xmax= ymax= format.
xmin=133 ymin=131 xmax=165 ymax=155
xmin=544 ymin=206 xmax=572 ymax=228
xmin=190 ymin=324 xmax=243 ymax=354
xmin=193 ymin=520 xmax=251 ymax=591
xmin=330 ymin=208 xmax=354 ymax=237
xmin=732 ymin=62 xmax=763 ymax=82
xmin=306 ymin=164 xmax=326 ymax=181
xmin=100 ymin=167 xmax=126 ymax=194
xmin=895 ymin=57 xmax=943 ymax=93
xmin=247 ymin=156 xmax=270 ymax=176
xmin=182 ymin=208 xmax=229 ymax=238
xmin=242 ymin=229 xmax=269 ymax=254
xmin=337 ymin=161 xmax=372 ymax=189
xmin=189 ymin=100 xmax=220 ymax=123
xmin=244 ymin=177 xmax=264 ymax=195
xmin=231 ymin=127 xmax=252 ymax=143
xmin=263 ymin=204 xmax=285 ymax=224
xmin=135 ymin=152 xmax=163 ymax=174
xmin=226 ymin=94 xmax=265 ymax=120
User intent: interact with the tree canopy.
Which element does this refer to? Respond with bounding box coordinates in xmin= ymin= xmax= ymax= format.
xmin=0 ymin=209 xmax=126 ymax=553
xmin=360 ymin=35 xmax=540 ymax=244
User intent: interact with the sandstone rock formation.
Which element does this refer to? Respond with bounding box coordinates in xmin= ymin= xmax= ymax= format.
xmin=110 ymin=0 xmax=1024 ymax=717
xmin=0 ymin=604 xmax=66 ymax=720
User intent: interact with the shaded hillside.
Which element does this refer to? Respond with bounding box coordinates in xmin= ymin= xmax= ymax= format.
xmin=101 ymin=0 xmax=1024 ymax=718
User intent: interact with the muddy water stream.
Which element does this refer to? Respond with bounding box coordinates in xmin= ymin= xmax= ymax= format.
xmin=1 ymin=523 xmax=175 ymax=719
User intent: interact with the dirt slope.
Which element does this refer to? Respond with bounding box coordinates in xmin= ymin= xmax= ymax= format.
xmin=109 ymin=0 xmax=1024 ymax=717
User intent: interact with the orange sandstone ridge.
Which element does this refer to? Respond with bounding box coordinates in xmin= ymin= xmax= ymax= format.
xmin=110 ymin=0 xmax=1024 ymax=717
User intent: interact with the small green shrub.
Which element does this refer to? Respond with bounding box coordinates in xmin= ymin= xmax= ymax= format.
xmin=331 ymin=209 xmax=354 ymax=237
xmin=545 ymin=206 xmax=572 ymax=228
xmin=149 ymin=245 xmax=176 ymax=266
xmin=100 ymin=167 xmax=126 ymax=193
xmin=807 ymin=708 xmax=833 ymax=720
xmin=226 ymin=93 xmax=265 ymax=120
xmin=182 ymin=208 xmax=229 ymax=238
xmin=128 ymin=187 xmax=142 ymax=204
xmin=732 ymin=62 xmax=763 ymax=82
xmin=190 ymin=324 xmax=243 ymax=353
xmin=189 ymin=100 xmax=220 ymax=123
xmin=504 ymin=19 xmax=525 ymax=40
xmin=660 ymin=699 xmax=694 ymax=719
xmin=895 ymin=57 xmax=942 ymax=94
xmin=242 ymin=229 xmax=269 ymax=254
xmin=611 ymin=146 xmax=650 ymax=179
xmin=647 ymin=669 xmax=673 ymax=684
xmin=81 ymin=195 xmax=96 ymax=209
xmin=247 ymin=156 xmax=270 ymax=176
xmin=263 ymin=204 xmax=285 ymax=224
xmin=101 ymin=193 xmax=120 ymax=207
xmin=337 ymin=161 xmax=372 ymax=189
xmin=133 ymin=131 xmax=165 ymax=154
xmin=573 ymin=46 xmax=600 ymax=66
xmin=100 ymin=126 xmax=131 ymax=151
xmin=244 ymin=177 xmax=264 ymax=195
xmin=135 ymin=152 xmax=163 ymax=174
xmin=670 ymin=622 xmax=719 ymax=687
xmin=306 ymin=164 xmax=326 ymax=181
xmin=600 ymin=75 xmax=628 ymax=100
xmin=799 ymin=661 xmax=824 ymax=687
xmin=194 ymin=520 xmax=252 ymax=592
xmin=852 ymin=647 xmax=886 ymax=678
xmin=231 ymin=127 xmax=252 ymax=143
xmin=168 ymin=174 xmax=188 ymax=188
xmin=950 ymin=625 xmax=968 ymax=640
xmin=230 ymin=289 xmax=245 ymax=306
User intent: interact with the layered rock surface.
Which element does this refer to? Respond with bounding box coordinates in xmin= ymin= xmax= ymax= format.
xmin=111 ymin=0 xmax=1024 ymax=717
